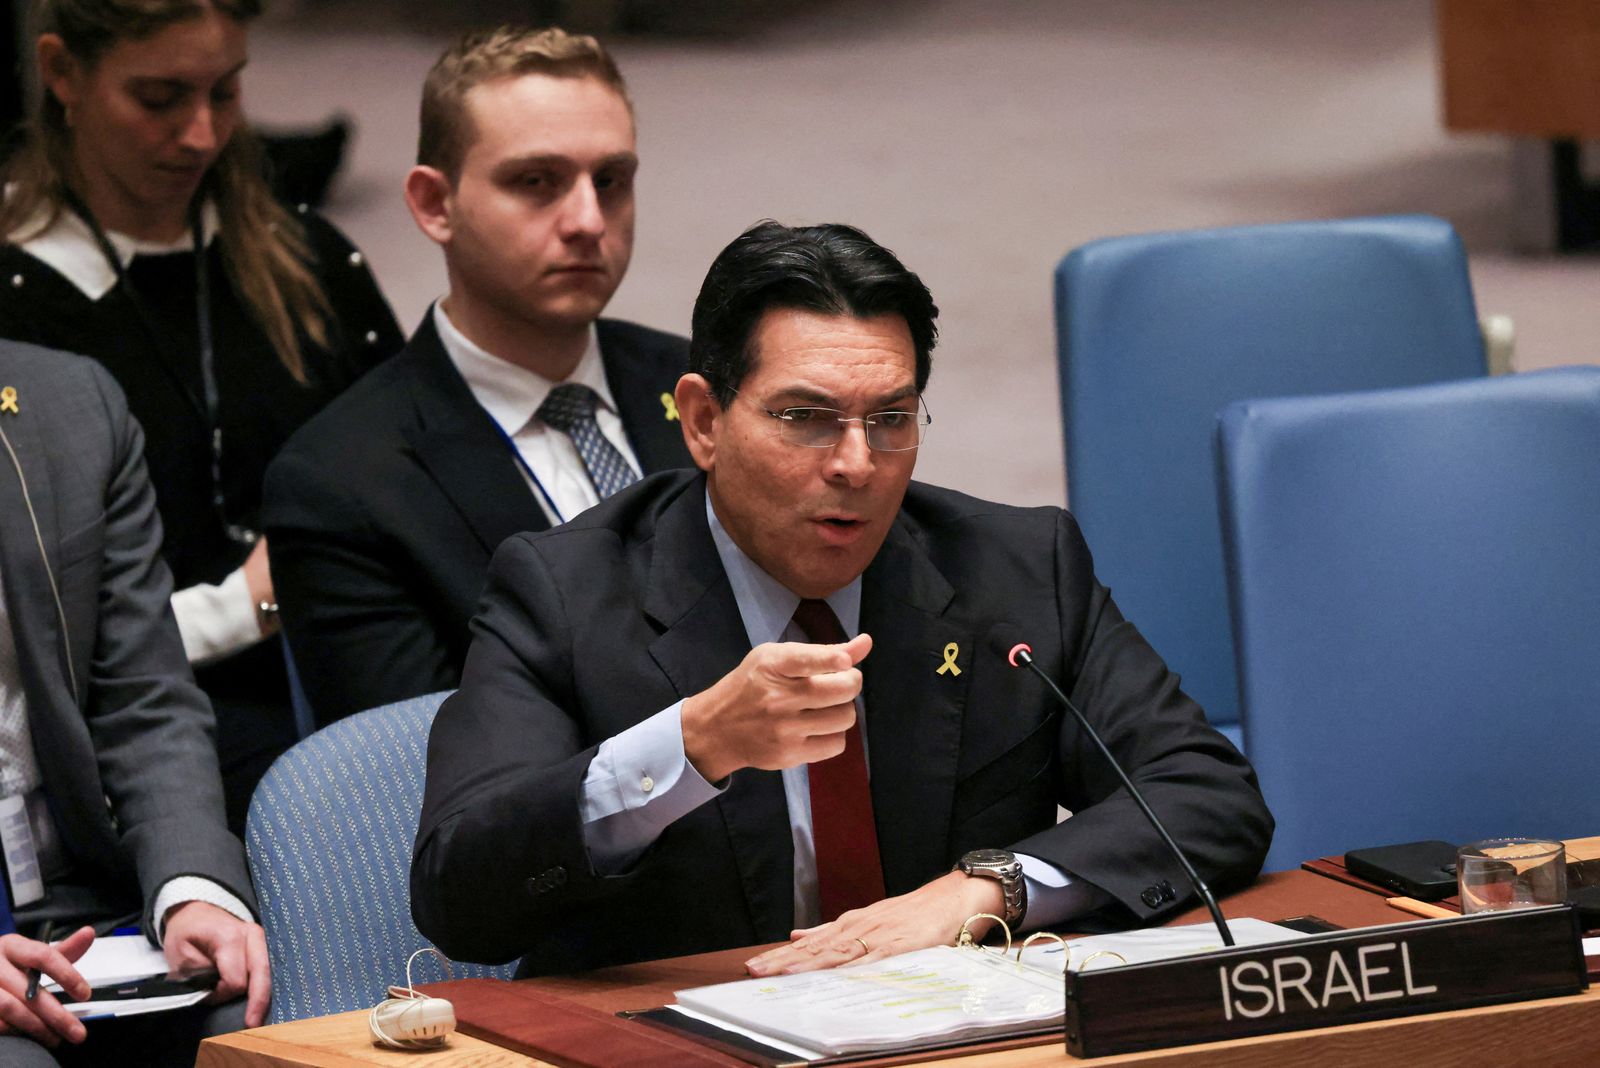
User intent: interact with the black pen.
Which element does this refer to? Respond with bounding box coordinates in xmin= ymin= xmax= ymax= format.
xmin=24 ymin=920 xmax=54 ymax=1001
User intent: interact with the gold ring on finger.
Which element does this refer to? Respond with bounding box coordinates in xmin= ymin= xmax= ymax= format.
xmin=854 ymin=937 xmax=870 ymax=956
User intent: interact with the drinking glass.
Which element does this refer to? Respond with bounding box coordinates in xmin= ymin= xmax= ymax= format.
xmin=1456 ymin=838 xmax=1566 ymax=914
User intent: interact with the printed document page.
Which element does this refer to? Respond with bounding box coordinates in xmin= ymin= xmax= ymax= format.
xmin=1023 ymin=917 xmax=1312 ymax=973
xmin=675 ymin=946 xmax=1061 ymax=1055
xmin=672 ymin=919 xmax=1312 ymax=1056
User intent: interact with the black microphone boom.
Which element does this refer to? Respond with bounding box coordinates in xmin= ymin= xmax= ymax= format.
xmin=1005 ymin=642 xmax=1235 ymax=946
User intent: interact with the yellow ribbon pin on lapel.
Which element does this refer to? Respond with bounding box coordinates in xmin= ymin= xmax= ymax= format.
xmin=937 ymin=642 xmax=962 ymax=676
xmin=661 ymin=392 xmax=679 ymax=421
xmin=0 ymin=387 xmax=17 ymax=415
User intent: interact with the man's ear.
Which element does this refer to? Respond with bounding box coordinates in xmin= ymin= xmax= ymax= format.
xmin=403 ymin=166 xmax=454 ymax=246
xmin=675 ymin=373 xmax=722 ymax=473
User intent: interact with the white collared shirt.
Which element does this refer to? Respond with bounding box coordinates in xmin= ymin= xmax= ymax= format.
xmin=14 ymin=201 xmax=222 ymax=301
xmin=432 ymin=302 xmax=641 ymax=527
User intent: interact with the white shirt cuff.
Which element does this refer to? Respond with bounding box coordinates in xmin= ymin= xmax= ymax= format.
xmin=171 ymin=567 xmax=260 ymax=665
xmin=150 ymin=876 xmax=256 ymax=945
xmin=1015 ymin=852 xmax=1111 ymax=932
xmin=579 ymin=702 xmax=724 ymax=873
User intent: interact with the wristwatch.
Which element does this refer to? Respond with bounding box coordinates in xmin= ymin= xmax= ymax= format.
xmin=955 ymin=848 xmax=1027 ymax=928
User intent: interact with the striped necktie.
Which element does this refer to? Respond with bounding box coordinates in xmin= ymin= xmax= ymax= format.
xmin=537 ymin=383 xmax=641 ymax=499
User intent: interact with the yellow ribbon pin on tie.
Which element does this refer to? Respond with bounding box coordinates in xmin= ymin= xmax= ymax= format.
xmin=660 ymin=392 xmax=679 ymax=421
xmin=0 ymin=387 xmax=17 ymax=415
xmin=937 ymin=642 xmax=961 ymax=676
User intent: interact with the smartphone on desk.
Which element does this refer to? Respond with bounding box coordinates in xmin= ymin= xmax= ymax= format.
xmin=1345 ymin=840 xmax=1459 ymax=901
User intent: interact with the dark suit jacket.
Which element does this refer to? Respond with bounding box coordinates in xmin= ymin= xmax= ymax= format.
xmin=412 ymin=470 xmax=1273 ymax=975
xmin=0 ymin=343 xmax=255 ymax=934
xmin=263 ymin=316 xmax=693 ymax=726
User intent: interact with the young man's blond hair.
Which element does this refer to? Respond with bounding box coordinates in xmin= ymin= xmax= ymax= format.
xmin=417 ymin=25 xmax=631 ymax=180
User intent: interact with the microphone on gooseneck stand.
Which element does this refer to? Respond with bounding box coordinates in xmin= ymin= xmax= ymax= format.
xmin=1004 ymin=640 xmax=1235 ymax=947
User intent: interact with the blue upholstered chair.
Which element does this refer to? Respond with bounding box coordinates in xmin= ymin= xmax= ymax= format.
xmin=1055 ymin=215 xmax=1488 ymax=749
xmin=1215 ymin=367 xmax=1600 ymax=870
xmin=245 ymin=692 xmax=515 ymax=1023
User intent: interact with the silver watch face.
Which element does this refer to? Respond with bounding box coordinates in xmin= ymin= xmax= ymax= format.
xmin=962 ymin=848 xmax=1017 ymax=871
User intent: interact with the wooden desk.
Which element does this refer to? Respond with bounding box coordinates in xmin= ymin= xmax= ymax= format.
xmin=1302 ymin=835 xmax=1600 ymax=919
xmin=199 ymin=870 xmax=1600 ymax=1067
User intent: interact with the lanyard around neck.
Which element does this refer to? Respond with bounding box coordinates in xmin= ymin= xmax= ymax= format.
xmin=61 ymin=191 xmax=251 ymax=545
xmin=486 ymin=414 xmax=567 ymax=526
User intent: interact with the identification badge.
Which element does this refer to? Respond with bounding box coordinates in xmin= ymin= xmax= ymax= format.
xmin=0 ymin=795 xmax=45 ymax=907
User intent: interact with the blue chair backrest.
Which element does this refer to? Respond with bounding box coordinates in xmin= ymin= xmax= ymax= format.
xmin=1055 ymin=215 xmax=1487 ymax=747
xmin=245 ymin=692 xmax=515 ymax=1023
xmin=1216 ymin=367 xmax=1600 ymax=870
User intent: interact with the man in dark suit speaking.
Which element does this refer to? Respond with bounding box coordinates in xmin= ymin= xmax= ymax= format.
xmin=264 ymin=27 xmax=691 ymax=726
xmin=412 ymin=222 xmax=1272 ymax=978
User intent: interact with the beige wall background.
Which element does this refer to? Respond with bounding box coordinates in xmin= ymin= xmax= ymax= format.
xmin=247 ymin=0 xmax=1600 ymax=509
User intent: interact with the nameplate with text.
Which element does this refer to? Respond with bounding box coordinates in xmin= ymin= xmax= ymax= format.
xmin=1064 ymin=905 xmax=1587 ymax=1058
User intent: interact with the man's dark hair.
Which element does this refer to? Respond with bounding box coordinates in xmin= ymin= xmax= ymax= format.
xmin=689 ymin=221 xmax=939 ymax=406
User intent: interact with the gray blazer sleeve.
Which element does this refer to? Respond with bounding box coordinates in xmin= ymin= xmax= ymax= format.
xmin=78 ymin=367 xmax=257 ymax=925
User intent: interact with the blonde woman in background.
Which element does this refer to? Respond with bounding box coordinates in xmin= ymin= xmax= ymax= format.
xmin=0 ymin=0 xmax=404 ymax=832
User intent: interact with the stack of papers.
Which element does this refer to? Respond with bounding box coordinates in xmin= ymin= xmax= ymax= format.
xmin=671 ymin=919 xmax=1311 ymax=1058
xmin=44 ymin=934 xmax=209 ymax=1019
xmin=47 ymin=934 xmax=167 ymax=987
xmin=1024 ymin=917 xmax=1312 ymax=973
xmin=675 ymin=946 xmax=1061 ymax=1058
xmin=61 ymin=990 xmax=211 ymax=1020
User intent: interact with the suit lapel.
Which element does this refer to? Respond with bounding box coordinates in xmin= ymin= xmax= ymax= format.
xmin=599 ymin=321 xmax=690 ymax=475
xmin=860 ymin=515 xmax=972 ymax=895
xmin=0 ymin=389 xmax=95 ymax=848
xmin=400 ymin=318 xmax=550 ymax=556
xmin=0 ymin=397 xmax=69 ymax=705
xmin=644 ymin=478 xmax=795 ymax=937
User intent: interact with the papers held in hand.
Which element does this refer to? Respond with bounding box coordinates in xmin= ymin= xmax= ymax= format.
xmin=44 ymin=934 xmax=219 ymax=1020
xmin=670 ymin=920 xmax=1310 ymax=1059
xmin=78 ymin=969 xmax=218 ymax=1002
xmin=58 ymin=973 xmax=217 ymax=1020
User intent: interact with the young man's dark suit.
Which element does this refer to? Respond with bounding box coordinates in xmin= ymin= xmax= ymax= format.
xmin=413 ymin=469 xmax=1273 ymax=976
xmin=263 ymin=315 xmax=692 ymax=727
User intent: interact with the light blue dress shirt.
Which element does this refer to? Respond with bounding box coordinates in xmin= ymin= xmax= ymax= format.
xmin=577 ymin=490 xmax=1103 ymax=931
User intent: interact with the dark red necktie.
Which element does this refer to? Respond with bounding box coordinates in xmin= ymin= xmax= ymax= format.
xmin=791 ymin=598 xmax=886 ymax=922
